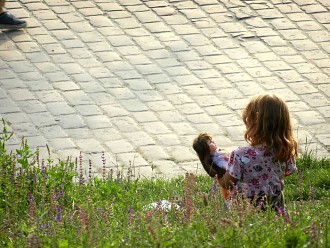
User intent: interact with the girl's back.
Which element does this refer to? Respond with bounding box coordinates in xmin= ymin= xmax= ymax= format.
xmin=227 ymin=144 xmax=297 ymax=198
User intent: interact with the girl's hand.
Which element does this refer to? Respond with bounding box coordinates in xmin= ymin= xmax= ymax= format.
xmin=217 ymin=172 xmax=238 ymax=190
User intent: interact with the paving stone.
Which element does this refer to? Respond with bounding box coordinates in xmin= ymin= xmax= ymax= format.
xmin=317 ymin=106 xmax=330 ymax=118
xmin=313 ymin=12 xmax=330 ymax=24
xmin=165 ymin=145 xmax=196 ymax=162
xmin=91 ymin=128 xmax=122 ymax=143
xmin=216 ymin=63 xmax=242 ymax=74
xmin=8 ymin=89 xmax=35 ymax=101
xmin=147 ymin=100 xmax=175 ymax=112
xmin=214 ymin=113 xmax=242 ymax=127
xmin=222 ymin=123 xmax=245 ymax=142
xmin=29 ymin=112 xmax=57 ymax=127
xmin=25 ymin=52 xmax=50 ymax=62
xmin=0 ymin=70 xmax=18 ymax=80
xmin=313 ymin=58 xmax=330 ymax=68
xmin=270 ymin=18 xmax=297 ymax=29
xmin=153 ymin=133 xmax=180 ymax=148
xmin=111 ymin=116 xmax=141 ymax=132
xmin=286 ymin=101 xmax=310 ymax=112
xmin=126 ymin=165 xmax=154 ymax=178
xmin=155 ymin=109 xmax=184 ymax=123
xmin=46 ymin=102 xmax=75 ymax=116
xmin=224 ymin=98 xmax=248 ymax=111
xmin=75 ymin=104 xmax=103 ymax=116
xmin=193 ymin=69 xmax=222 ymax=79
xmin=101 ymin=104 xmax=130 ymax=117
xmin=141 ymin=121 xmax=172 ymax=134
xmin=245 ymin=66 xmax=273 ymax=77
xmin=278 ymin=29 xmax=308 ymax=40
xmin=79 ymin=8 xmax=104 ymax=16
xmin=307 ymin=30 xmax=330 ymax=42
xmin=175 ymin=103 xmax=204 ymax=115
xmin=153 ymin=160 xmax=183 ymax=178
xmin=191 ymin=95 xmax=222 ymax=108
xmin=1 ymin=0 xmax=329 ymax=178
xmin=113 ymin=70 xmax=142 ymax=80
xmin=48 ymin=137 xmax=77 ymax=150
xmin=180 ymin=161 xmax=205 ymax=176
xmin=18 ymin=100 xmax=47 ymax=113
xmin=193 ymin=123 xmax=225 ymax=137
xmin=135 ymin=90 xmax=162 ymax=102
xmin=11 ymin=122 xmax=39 ymax=137
xmin=242 ymin=40 xmax=271 ymax=53
xmin=123 ymin=131 xmax=155 ymax=147
xmin=39 ymin=125 xmax=68 ymax=139
xmin=294 ymin=110 xmax=326 ymax=125
xmin=64 ymin=128 xmax=93 ymax=139
xmin=254 ymin=52 xmax=280 ymax=62
xmin=58 ymin=114 xmax=86 ymax=129
xmin=0 ymin=111 xmax=30 ymax=124
xmin=301 ymin=4 xmax=327 ymax=14
xmin=22 ymin=135 xmax=48 ymax=149
xmin=124 ymin=79 xmax=153 ymax=91
xmin=318 ymin=133 xmax=330 ymax=147
xmin=107 ymin=61 xmax=133 ymax=71
xmin=261 ymin=36 xmax=288 ymax=46
xmin=276 ymin=70 xmax=304 ymax=82
xmin=18 ymin=71 xmax=45 ymax=81
xmin=81 ymin=81 xmax=106 ymax=94
xmin=263 ymin=60 xmax=293 ymax=71
xmin=169 ymin=121 xmax=197 ymax=135
xmin=76 ymin=138 xmax=104 ymax=152
xmin=318 ymin=84 xmax=330 ymax=98
xmin=84 ymin=115 xmax=113 ymax=129
xmin=138 ymin=145 xmax=170 ymax=161
xmin=288 ymin=82 xmax=318 ymax=94
xmin=296 ymin=20 xmax=323 ymax=31
xmin=225 ymin=72 xmax=253 ymax=83
xmin=166 ymin=94 xmax=193 ymax=105
xmin=235 ymin=81 xmax=265 ymax=96
xmin=62 ymin=90 xmax=93 ymax=105
xmin=302 ymin=72 xmax=329 ymax=85
xmin=301 ymin=93 xmax=330 ymax=107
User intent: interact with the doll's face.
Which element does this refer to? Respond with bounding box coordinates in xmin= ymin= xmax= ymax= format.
xmin=207 ymin=139 xmax=217 ymax=154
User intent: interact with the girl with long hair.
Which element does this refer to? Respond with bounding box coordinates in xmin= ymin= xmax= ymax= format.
xmin=218 ymin=93 xmax=298 ymax=211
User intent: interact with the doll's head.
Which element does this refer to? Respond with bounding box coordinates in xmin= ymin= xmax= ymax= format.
xmin=193 ymin=132 xmax=226 ymax=177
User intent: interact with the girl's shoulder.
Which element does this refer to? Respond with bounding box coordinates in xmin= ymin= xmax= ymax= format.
xmin=232 ymin=144 xmax=267 ymax=156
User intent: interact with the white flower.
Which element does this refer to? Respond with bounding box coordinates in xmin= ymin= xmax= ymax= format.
xmin=143 ymin=200 xmax=180 ymax=212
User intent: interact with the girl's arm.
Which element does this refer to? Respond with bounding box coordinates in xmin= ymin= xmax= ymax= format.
xmin=217 ymin=172 xmax=238 ymax=190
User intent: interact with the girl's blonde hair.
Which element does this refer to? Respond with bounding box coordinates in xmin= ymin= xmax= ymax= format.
xmin=192 ymin=133 xmax=226 ymax=177
xmin=242 ymin=93 xmax=298 ymax=162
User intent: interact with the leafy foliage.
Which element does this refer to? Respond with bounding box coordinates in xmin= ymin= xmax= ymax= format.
xmin=0 ymin=118 xmax=329 ymax=247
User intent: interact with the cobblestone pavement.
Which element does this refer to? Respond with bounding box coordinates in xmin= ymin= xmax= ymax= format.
xmin=0 ymin=0 xmax=329 ymax=178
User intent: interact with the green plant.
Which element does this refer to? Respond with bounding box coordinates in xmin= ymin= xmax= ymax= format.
xmin=0 ymin=118 xmax=329 ymax=247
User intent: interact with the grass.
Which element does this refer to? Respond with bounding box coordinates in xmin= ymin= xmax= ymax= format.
xmin=0 ymin=119 xmax=329 ymax=247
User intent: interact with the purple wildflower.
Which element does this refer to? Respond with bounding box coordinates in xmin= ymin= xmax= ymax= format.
xmin=55 ymin=205 xmax=62 ymax=222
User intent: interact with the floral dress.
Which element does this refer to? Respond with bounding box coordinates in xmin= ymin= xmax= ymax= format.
xmin=227 ymin=144 xmax=297 ymax=198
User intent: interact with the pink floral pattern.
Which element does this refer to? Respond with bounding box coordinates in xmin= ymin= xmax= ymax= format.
xmin=227 ymin=144 xmax=297 ymax=198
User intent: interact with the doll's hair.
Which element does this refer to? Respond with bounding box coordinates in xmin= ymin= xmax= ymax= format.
xmin=192 ymin=132 xmax=226 ymax=177
xmin=242 ymin=93 xmax=298 ymax=162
